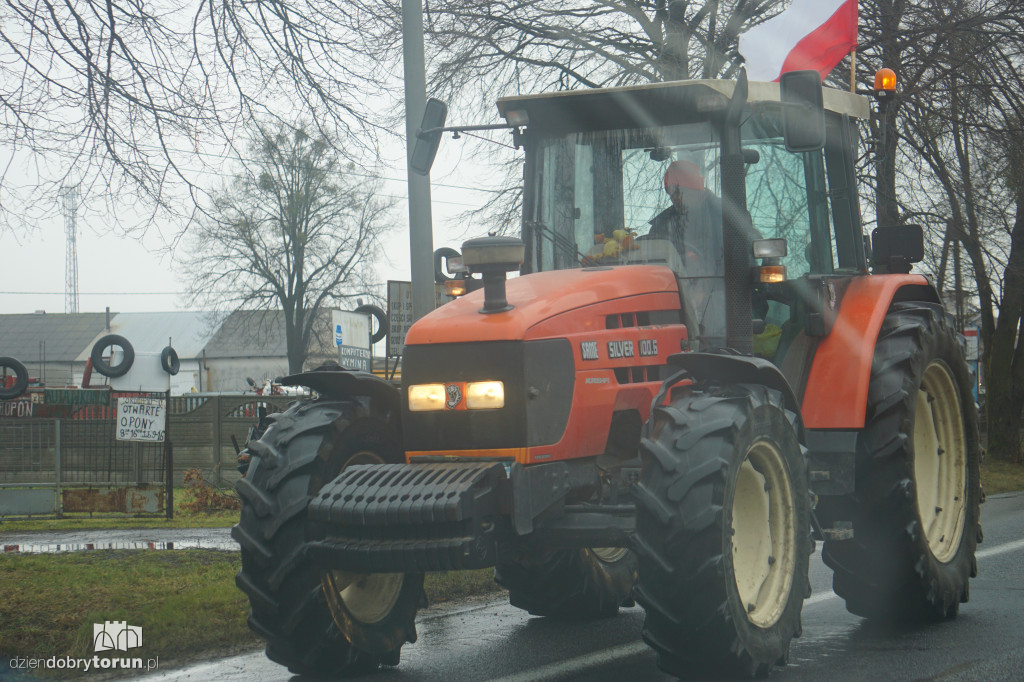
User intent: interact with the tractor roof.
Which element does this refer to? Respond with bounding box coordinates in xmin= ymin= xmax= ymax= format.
xmin=496 ymin=79 xmax=869 ymax=133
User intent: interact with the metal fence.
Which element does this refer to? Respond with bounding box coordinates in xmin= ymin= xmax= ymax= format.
xmin=0 ymin=418 xmax=169 ymax=518
xmin=0 ymin=393 xmax=295 ymax=518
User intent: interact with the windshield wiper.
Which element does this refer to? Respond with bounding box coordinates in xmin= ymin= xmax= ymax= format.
xmin=526 ymin=220 xmax=600 ymax=268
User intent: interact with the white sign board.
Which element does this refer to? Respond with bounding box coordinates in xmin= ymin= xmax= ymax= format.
xmin=963 ymin=327 xmax=979 ymax=362
xmin=109 ymin=352 xmax=171 ymax=393
xmin=116 ymin=397 xmax=166 ymax=442
xmin=386 ymin=281 xmax=448 ymax=357
xmin=332 ymin=309 xmax=372 ymax=372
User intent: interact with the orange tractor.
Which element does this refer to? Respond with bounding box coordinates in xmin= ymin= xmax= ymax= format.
xmin=233 ymin=71 xmax=981 ymax=678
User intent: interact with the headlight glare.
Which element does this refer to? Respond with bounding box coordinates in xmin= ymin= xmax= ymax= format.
xmin=466 ymin=381 xmax=504 ymax=409
xmin=408 ymin=384 xmax=446 ymax=411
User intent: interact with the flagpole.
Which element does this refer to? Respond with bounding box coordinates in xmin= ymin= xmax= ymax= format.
xmin=850 ymin=48 xmax=857 ymax=93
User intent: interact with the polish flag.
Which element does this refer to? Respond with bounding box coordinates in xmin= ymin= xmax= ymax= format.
xmin=738 ymin=0 xmax=858 ymax=82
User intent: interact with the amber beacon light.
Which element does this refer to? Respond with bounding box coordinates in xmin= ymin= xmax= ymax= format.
xmin=873 ymin=68 xmax=897 ymax=100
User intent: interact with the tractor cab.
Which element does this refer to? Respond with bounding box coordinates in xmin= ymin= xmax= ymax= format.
xmin=500 ymin=78 xmax=870 ymax=382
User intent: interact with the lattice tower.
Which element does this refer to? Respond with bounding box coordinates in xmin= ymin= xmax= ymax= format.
xmin=60 ymin=184 xmax=81 ymax=314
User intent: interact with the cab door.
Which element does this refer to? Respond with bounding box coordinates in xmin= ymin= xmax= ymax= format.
xmin=744 ymin=112 xmax=865 ymax=400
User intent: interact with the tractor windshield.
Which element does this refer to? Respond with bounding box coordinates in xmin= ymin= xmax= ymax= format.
xmin=529 ymin=122 xmax=723 ymax=275
xmin=526 ymin=110 xmax=847 ymax=349
xmin=529 ymin=121 xmax=727 ymax=344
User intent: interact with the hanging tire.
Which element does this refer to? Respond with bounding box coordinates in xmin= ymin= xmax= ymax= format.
xmin=821 ymin=302 xmax=981 ymax=622
xmin=90 ymin=334 xmax=134 ymax=378
xmin=354 ymin=304 xmax=388 ymax=344
xmin=232 ymin=399 xmax=423 ymax=677
xmin=160 ymin=346 xmax=180 ymax=375
xmin=495 ymin=546 xmax=637 ymax=618
xmin=632 ymin=383 xmax=810 ymax=679
xmin=0 ymin=356 xmax=29 ymax=400
xmin=434 ymin=247 xmax=461 ymax=283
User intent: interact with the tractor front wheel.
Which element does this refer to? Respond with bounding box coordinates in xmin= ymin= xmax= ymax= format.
xmin=232 ymin=399 xmax=423 ymax=677
xmin=633 ymin=384 xmax=810 ymax=679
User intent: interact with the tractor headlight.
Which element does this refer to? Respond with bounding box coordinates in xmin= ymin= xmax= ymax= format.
xmin=407 ymin=381 xmax=505 ymax=411
xmin=466 ymin=381 xmax=505 ymax=409
xmin=408 ymin=384 xmax=446 ymax=411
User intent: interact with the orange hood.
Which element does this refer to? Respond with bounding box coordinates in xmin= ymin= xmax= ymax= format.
xmin=405 ymin=266 xmax=679 ymax=345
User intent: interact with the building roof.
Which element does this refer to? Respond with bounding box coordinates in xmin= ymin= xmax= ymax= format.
xmin=0 ymin=312 xmax=111 ymax=364
xmin=75 ymin=311 xmax=219 ymax=361
xmin=201 ymin=309 xmax=334 ymax=359
xmin=0 ymin=309 xmax=337 ymax=368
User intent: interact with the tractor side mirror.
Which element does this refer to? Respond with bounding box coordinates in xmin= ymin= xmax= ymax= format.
xmin=410 ymin=98 xmax=448 ymax=176
xmin=872 ymin=225 xmax=924 ymax=274
xmin=780 ymin=70 xmax=825 ymax=153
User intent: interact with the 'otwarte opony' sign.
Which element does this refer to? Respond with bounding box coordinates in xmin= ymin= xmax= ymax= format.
xmin=115 ymin=397 xmax=166 ymax=442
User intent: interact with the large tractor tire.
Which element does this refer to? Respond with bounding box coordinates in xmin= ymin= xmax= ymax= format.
xmin=495 ymin=547 xmax=637 ymax=618
xmin=232 ymin=399 xmax=423 ymax=677
xmin=822 ymin=302 xmax=981 ymax=622
xmin=633 ymin=384 xmax=810 ymax=679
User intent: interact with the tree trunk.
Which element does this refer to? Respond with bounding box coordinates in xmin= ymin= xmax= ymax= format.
xmin=658 ymin=1 xmax=691 ymax=81
xmin=983 ymin=195 xmax=1024 ymax=462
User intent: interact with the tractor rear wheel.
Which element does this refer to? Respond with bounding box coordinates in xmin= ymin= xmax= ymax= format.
xmin=822 ymin=303 xmax=981 ymax=621
xmin=232 ymin=399 xmax=423 ymax=677
xmin=633 ymin=384 xmax=809 ymax=679
xmin=495 ymin=547 xmax=637 ymax=618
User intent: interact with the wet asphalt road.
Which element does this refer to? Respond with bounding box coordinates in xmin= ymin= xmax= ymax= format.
xmin=138 ymin=491 xmax=1024 ymax=682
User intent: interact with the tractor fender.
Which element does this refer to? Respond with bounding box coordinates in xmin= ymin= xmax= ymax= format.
xmin=278 ymin=367 xmax=402 ymax=426
xmin=663 ymin=351 xmax=803 ymax=438
xmin=801 ymin=274 xmax=938 ymax=429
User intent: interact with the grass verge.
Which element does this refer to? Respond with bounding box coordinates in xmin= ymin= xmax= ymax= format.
xmin=981 ymin=458 xmax=1024 ymax=495
xmin=0 ymin=550 xmax=504 ymax=677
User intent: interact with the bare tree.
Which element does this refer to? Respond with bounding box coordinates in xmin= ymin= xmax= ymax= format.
xmin=345 ymin=0 xmax=780 ymax=120
xmin=0 ymin=0 xmax=387 ymax=235
xmin=181 ymin=121 xmax=394 ymax=373
xmin=852 ymin=0 xmax=1024 ymax=460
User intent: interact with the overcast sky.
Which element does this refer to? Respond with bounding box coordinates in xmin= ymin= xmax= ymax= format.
xmin=0 ymin=137 xmax=508 ymax=317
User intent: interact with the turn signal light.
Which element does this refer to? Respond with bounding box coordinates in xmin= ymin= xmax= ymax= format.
xmin=759 ymin=265 xmax=787 ymax=284
xmin=444 ymin=279 xmax=467 ymax=297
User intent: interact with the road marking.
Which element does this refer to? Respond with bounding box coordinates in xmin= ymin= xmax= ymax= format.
xmin=976 ymin=538 xmax=1024 ymax=559
xmin=490 ymin=642 xmax=649 ymax=682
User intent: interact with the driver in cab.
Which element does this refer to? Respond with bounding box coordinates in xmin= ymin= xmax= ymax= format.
xmin=648 ymin=159 xmax=726 ymax=347
xmin=648 ymin=160 xmax=723 ymax=276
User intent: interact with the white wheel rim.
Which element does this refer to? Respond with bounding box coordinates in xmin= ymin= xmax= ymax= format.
xmin=324 ymin=570 xmax=405 ymax=625
xmin=731 ymin=440 xmax=797 ymax=629
xmin=590 ymin=547 xmax=628 ymax=563
xmin=321 ymin=448 xmax=404 ymax=625
xmin=914 ymin=361 xmax=968 ymax=563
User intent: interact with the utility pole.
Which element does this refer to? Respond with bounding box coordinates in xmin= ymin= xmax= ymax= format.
xmin=60 ymin=184 xmax=81 ymax=314
xmin=402 ymin=0 xmax=436 ymax=322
